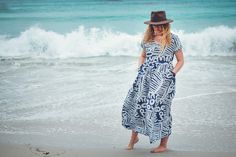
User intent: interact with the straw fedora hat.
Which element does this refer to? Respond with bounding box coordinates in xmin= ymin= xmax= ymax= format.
xmin=144 ymin=11 xmax=173 ymax=25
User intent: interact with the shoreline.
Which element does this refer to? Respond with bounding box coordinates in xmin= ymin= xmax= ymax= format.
xmin=1 ymin=56 xmax=236 ymax=156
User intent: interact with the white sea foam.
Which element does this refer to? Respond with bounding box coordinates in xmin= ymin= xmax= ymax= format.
xmin=0 ymin=25 xmax=235 ymax=58
xmin=175 ymin=25 xmax=236 ymax=56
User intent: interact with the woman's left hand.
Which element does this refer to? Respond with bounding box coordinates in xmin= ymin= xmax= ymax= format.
xmin=171 ymin=71 xmax=176 ymax=77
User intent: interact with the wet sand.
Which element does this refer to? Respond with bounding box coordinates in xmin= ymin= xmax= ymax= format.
xmin=0 ymin=56 xmax=236 ymax=156
xmin=0 ymin=143 xmax=236 ymax=157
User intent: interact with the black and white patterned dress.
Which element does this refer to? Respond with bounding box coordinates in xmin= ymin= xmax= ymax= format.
xmin=121 ymin=33 xmax=182 ymax=144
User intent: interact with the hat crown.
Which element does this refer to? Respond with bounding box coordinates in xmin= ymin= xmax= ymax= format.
xmin=144 ymin=10 xmax=173 ymax=25
xmin=151 ymin=11 xmax=167 ymax=22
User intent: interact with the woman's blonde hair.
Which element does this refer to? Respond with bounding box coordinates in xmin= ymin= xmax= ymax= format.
xmin=143 ymin=23 xmax=171 ymax=50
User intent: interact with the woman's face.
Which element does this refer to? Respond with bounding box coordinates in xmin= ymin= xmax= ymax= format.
xmin=152 ymin=24 xmax=164 ymax=34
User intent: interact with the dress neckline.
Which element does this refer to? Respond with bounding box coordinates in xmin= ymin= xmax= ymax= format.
xmin=153 ymin=41 xmax=161 ymax=45
xmin=152 ymin=33 xmax=173 ymax=45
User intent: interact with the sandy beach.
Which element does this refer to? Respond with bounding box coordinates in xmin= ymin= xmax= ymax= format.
xmin=0 ymin=56 xmax=236 ymax=157
xmin=1 ymin=143 xmax=236 ymax=157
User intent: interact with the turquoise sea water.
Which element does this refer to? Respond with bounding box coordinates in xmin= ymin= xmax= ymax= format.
xmin=1 ymin=0 xmax=236 ymax=34
xmin=0 ymin=0 xmax=236 ymax=57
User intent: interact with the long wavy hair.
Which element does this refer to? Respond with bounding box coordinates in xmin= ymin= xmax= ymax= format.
xmin=143 ymin=23 xmax=172 ymax=50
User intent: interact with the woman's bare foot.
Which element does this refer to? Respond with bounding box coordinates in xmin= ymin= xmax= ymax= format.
xmin=125 ymin=136 xmax=139 ymax=150
xmin=150 ymin=145 xmax=167 ymax=153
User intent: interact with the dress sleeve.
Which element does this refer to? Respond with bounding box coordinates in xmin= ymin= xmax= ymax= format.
xmin=140 ymin=40 xmax=145 ymax=52
xmin=174 ymin=35 xmax=183 ymax=53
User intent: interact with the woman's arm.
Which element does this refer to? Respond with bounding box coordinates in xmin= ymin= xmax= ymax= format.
xmin=138 ymin=51 xmax=146 ymax=67
xmin=172 ymin=49 xmax=184 ymax=75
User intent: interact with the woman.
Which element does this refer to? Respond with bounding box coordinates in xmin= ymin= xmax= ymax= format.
xmin=121 ymin=11 xmax=184 ymax=153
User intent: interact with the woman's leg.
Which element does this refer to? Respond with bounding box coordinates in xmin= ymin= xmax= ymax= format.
xmin=150 ymin=136 xmax=169 ymax=153
xmin=125 ymin=130 xmax=139 ymax=150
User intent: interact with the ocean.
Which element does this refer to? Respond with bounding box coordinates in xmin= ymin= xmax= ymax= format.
xmin=0 ymin=0 xmax=236 ymax=152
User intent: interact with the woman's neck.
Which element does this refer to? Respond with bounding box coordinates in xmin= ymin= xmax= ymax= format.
xmin=154 ymin=35 xmax=162 ymax=42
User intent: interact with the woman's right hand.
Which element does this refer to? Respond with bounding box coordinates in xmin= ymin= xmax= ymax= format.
xmin=138 ymin=51 xmax=146 ymax=68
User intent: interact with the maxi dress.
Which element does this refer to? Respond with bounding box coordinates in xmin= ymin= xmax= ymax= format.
xmin=121 ymin=33 xmax=182 ymax=144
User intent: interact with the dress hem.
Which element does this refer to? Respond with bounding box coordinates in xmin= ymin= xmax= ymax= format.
xmin=121 ymin=123 xmax=171 ymax=144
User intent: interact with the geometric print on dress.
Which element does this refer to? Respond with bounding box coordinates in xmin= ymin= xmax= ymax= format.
xmin=122 ymin=33 xmax=182 ymax=144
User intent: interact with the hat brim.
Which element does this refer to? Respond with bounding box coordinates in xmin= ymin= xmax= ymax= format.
xmin=144 ymin=19 xmax=173 ymax=25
